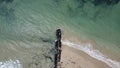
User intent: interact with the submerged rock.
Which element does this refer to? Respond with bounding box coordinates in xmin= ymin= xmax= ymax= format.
xmin=0 ymin=0 xmax=14 ymax=3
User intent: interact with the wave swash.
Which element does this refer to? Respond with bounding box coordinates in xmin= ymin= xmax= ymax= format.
xmin=62 ymin=40 xmax=120 ymax=68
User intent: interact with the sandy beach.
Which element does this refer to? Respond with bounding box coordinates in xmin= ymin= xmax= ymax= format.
xmin=57 ymin=30 xmax=120 ymax=68
xmin=59 ymin=45 xmax=110 ymax=68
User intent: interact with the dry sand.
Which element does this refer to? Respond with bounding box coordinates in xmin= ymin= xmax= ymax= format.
xmin=58 ymin=45 xmax=110 ymax=68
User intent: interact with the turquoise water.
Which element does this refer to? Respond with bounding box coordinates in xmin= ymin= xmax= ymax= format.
xmin=0 ymin=0 xmax=120 ymax=67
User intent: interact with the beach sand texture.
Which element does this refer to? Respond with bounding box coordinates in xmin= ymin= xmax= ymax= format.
xmin=59 ymin=45 xmax=110 ymax=68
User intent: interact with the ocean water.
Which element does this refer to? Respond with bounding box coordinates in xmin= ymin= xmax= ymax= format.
xmin=0 ymin=0 xmax=120 ymax=68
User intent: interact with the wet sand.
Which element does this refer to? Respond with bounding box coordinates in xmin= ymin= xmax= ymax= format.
xmin=59 ymin=45 xmax=110 ymax=68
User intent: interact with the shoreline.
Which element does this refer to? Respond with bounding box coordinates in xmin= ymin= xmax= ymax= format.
xmin=59 ymin=45 xmax=110 ymax=68
xmin=60 ymin=30 xmax=120 ymax=68
xmin=62 ymin=40 xmax=120 ymax=68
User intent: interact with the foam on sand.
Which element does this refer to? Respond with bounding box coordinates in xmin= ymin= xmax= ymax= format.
xmin=62 ymin=40 xmax=120 ymax=68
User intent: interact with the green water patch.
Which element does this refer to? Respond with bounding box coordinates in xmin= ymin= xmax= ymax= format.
xmin=50 ymin=0 xmax=120 ymax=52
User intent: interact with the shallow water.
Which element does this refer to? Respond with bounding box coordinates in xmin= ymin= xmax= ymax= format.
xmin=0 ymin=0 xmax=120 ymax=68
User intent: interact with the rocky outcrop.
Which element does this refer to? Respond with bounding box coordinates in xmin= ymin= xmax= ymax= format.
xmin=54 ymin=29 xmax=62 ymax=68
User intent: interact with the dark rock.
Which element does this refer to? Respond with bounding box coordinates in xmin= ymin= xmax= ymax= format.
xmin=56 ymin=29 xmax=62 ymax=40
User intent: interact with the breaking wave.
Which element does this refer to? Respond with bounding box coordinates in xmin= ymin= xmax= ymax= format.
xmin=62 ymin=40 xmax=120 ymax=68
xmin=0 ymin=59 xmax=22 ymax=68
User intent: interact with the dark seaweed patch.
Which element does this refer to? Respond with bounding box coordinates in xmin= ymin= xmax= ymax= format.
xmin=93 ymin=0 xmax=120 ymax=6
xmin=0 ymin=0 xmax=14 ymax=3
xmin=0 ymin=0 xmax=15 ymax=17
xmin=77 ymin=0 xmax=86 ymax=8
xmin=43 ymin=54 xmax=53 ymax=62
xmin=53 ymin=0 xmax=59 ymax=3
xmin=40 ymin=37 xmax=53 ymax=44
xmin=76 ymin=0 xmax=86 ymax=3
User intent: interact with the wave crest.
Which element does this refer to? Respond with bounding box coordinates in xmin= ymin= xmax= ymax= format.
xmin=0 ymin=59 xmax=22 ymax=68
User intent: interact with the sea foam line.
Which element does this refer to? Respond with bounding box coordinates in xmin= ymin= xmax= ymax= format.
xmin=0 ymin=59 xmax=22 ymax=68
xmin=62 ymin=40 xmax=120 ymax=68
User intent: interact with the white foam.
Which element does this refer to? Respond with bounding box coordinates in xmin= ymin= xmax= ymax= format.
xmin=0 ymin=59 xmax=22 ymax=68
xmin=62 ymin=40 xmax=120 ymax=68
